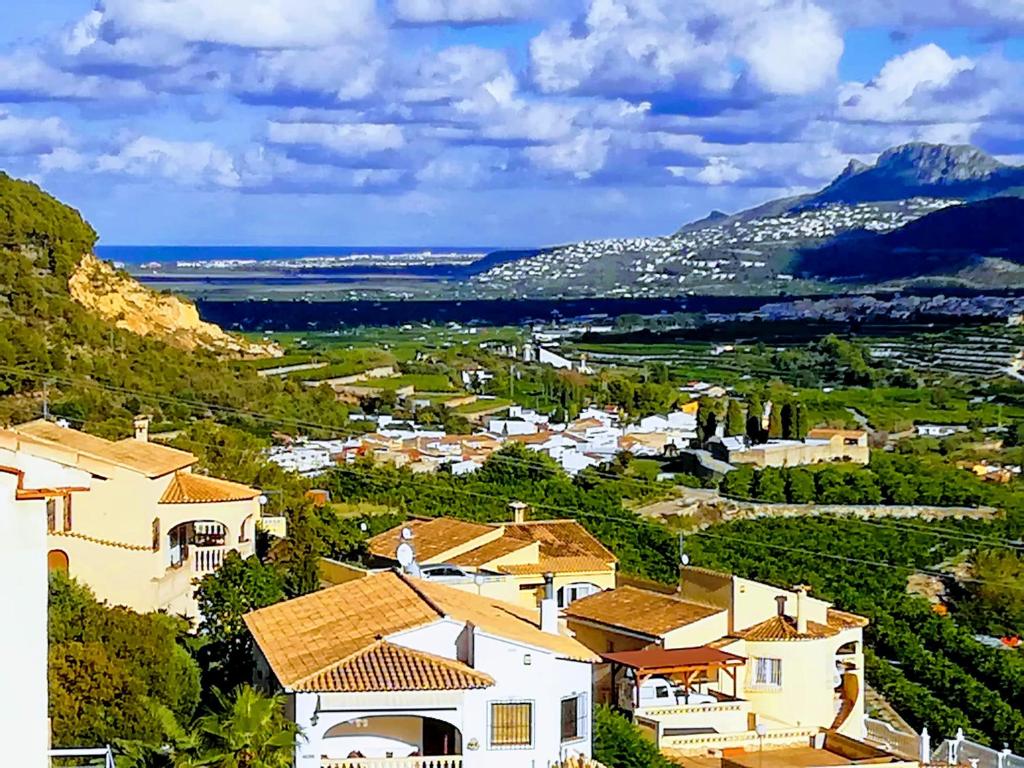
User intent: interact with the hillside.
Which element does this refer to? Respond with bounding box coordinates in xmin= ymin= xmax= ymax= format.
xmin=795 ymin=197 xmax=1024 ymax=282
xmin=0 ymin=172 xmax=346 ymax=436
xmin=468 ymin=143 xmax=1024 ymax=298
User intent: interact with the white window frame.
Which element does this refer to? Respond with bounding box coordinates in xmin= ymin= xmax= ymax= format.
xmin=557 ymin=582 xmax=599 ymax=608
xmin=560 ymin=692 xmax=588 ymax=744
xmin=488 ymin=699 xmax=534 ymax=750
xmin=751 ymin=657 xmax=782 ymax=688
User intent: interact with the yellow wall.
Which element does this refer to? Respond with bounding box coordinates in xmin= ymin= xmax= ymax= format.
xmin=45 ymin=462 xmax=259 ymax=617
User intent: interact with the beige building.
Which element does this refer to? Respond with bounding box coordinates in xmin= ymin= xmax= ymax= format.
xmin=366 ymin=511 xmax=617 ymax=609
xmin=711 ymin=429 xmax=869 ymax=468
xmin=5 ymin=419 xmax=269 ymax=619
xmin=563 ymin=567 xmax=869 ymax=758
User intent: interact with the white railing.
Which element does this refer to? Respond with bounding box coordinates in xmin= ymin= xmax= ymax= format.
xmin=637 ymin=700 xmax=745 ymax=718
xmin=49 ymin=746 xmax=116 ymax=767
xmin=192 ymin=545 xmax=228 ymax=574
xmin=322 ymin=758 xmax=463 ymax=768
xmin=659 ymin=726 xmax=817 ymax=754
xmin=933 ymin=731 xmax=1024 ymax=768
xmin=864 ymin=717 xmax=922 ymax=760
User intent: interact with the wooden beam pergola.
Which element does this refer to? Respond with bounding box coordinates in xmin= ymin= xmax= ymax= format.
xmin=601 ymin=646 xmax=747 ymax=707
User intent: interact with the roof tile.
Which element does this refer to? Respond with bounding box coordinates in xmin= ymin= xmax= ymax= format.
xmin=564 ymin=586 xmax=723 ymax=638
xmin=159 ymin=471 xmax=260 ymax=504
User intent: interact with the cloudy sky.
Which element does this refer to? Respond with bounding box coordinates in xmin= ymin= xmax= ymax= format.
xmin=3 ymin=1 xmax=1023 ymax=246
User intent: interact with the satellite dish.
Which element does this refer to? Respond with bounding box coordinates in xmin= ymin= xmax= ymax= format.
xmin=680 ymin=553 xmax=691 ymax=566
xmin=400 ymin=527 xmax=414 ymax=541
xmin=396 ymin=542 xmax=414 ymax=568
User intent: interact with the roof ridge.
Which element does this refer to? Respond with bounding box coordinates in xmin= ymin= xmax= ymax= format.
xmin=397 ymin=571 xmax=449 ymax=620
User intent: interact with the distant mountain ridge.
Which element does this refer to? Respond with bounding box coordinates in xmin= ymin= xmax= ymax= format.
xmin=805 ymin=143 xmax=1024 ymax=206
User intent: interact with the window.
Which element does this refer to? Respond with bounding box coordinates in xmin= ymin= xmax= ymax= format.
xmin=561 ymin=694 xmax=587 ymax=743
xmin=63 ymin=496 xmax=72 ymax=532
xmin=752 ymin=657 xmax=782 ymax=687
xmin=557 ymin=582 xmax=599 ymax=608
xmin=46 ymin=499 xmax=56 ymax=533
xmin=152 ymin=518 xmax=161 ymax=551
xmin=489 ymin=701 xmax=533 ymax=748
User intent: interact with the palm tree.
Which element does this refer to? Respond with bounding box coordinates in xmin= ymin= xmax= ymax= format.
xmin=194 ymin=687 xmax=300 ymax=768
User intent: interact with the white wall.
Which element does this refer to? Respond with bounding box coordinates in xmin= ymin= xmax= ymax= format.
xmin=0 ymin=451 xmax=91 ymax=768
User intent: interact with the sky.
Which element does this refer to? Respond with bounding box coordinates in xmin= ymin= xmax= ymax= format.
xmin=2 ymin=1 xmax=1023 ymax=247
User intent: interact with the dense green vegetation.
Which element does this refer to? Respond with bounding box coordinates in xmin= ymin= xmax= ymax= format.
xmin=593 ymin=705 xmax=675 ymax=768
xmin=0 ymin=173 xmax=352 ymax=438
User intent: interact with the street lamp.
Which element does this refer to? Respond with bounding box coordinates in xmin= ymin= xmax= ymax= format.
xmin=756 ymin=722 xmax=768 ymax=768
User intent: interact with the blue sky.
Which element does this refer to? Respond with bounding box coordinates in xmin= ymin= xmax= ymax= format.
xmin=1 ymin=1 xmax=1022 ymax=247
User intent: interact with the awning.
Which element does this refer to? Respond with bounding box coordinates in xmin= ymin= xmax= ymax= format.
xmin=600 ymin=646 xmax=746 ymax=674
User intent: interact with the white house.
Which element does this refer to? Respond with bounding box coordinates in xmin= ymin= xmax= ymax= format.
xmin=246 ymin=570 xmax=598 ymax=768
xmin=0 ymin=438 xmax=91 ymax=767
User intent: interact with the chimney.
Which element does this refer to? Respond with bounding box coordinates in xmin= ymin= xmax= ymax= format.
xmin=795 ymin=585 xmax=809 ymax=633
xmin=775 ymin=594 xmax=787 ymax=617
xmin=133 ymin=415 xmax=151 ymax=442
xmin=509 ymin=500 xmax=528 ymax=524
xmin=540 ymin=572 xmax=558 ymax=634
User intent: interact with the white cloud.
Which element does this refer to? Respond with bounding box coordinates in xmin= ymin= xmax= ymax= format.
xmin=838 ymin=44 xmax=974 ymax=122
xmin=525 ymin=129 xmax=611 ymax=178
xmin=0 ymin=50 xmax=149 ymax=102
xmin=267 ymin=122 xmax=406 ymax=155
xmin=395 ymin=0 xmax=539 ymax=25
xmin=739 ymin=3 xmax=844 ymax=95
xmin=238 ymin=46 xmax=383 ymax=103
xmin=0 ymin=112 xmax=72 ymax=156
xmin=98 ymin=0 xmax=378 ymax=48
xmin=94 ymin=137 xmax=242 ymax=188
xmin=528 ymin=0 xmax=841 ymax=98
xmin=695 ymin=157 xmax=746 ymax=185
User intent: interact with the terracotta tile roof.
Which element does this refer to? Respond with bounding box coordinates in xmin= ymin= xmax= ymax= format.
xmin=244 ymin=572 xmax=442 ymax=687
xmin=159 ymin=471 xmax=260 ymax=504
xmin=449 ymin=537 xmax=535 ymax=567
xmin=245 ymin=571 xmax=597 ymax=688
xmin=293 ymin=640 xmax=494 ymax=692
xmin=412 ymin=577 xmax=599 ymax=662
xmin=367 ymin=518 xmax=493 ymax=561
xmin=501 ymin=520 xmax=617 ymax=564
xmin=826 ymin=608 xmax=870 ymax=630
xmin=496 ymin=556 xmax=616 ymax=575
xmin=14 ymin=420 xmax=196 ymax=478
xmin=564 ymin=586 xmax=723 ymax=638
xmin=735 ymin=615 xmax=839 ymax=642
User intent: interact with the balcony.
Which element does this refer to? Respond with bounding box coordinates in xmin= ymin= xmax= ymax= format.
xmin=658 ymin=725 xmax=819 ymax=754
xmin=191 ymin=544 xmax=228 ymax=575
xmin=323 ymin=757 xmax=462 ymax=768
xmin=635 ymin=696 xmax=752 ymax=736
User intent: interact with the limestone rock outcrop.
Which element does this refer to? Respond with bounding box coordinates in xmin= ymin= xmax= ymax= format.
xmin=69 ymin=253 xmax=281 ymax=357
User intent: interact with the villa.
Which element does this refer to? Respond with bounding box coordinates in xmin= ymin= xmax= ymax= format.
xmin=245 ymin=570 xmax=597 ymax=768
xmin=5 ymin=418 xmax=274 ymax=618
xmin=563 ymin=567 xmax=870 ymax=759
xmin=365 ymin=508 xmax=617 ymax=609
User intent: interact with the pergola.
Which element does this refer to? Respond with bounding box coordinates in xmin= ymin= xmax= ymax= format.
xmin=601 ymin=646 xmax=747 ymax=708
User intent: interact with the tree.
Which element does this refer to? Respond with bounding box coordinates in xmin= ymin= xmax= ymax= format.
xmin=194 ymin=553 xmax=286 ymax=691
xmin=195 ymin=687 xmax=301 ymax=768
xmin=721 ymin=465 xmax=754 ymax=498
xmin=48 ymin=573 xmax=201 ymax=747
xmin=785 ymin=468 xmax=816 ymax=503
xmin=767 ymin=400 xmax=783 ymax=439
xmin=752 ymin=467 xmax=786 ymax=502
xmin=725 ymin=399 xmax=746 ymax=436
xmin=593 ymin=704 xmax=675 ymax=768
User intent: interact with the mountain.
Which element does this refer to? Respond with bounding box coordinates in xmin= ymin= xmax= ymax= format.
xmin=467 ymin=142 xmax=1024 ymax=298
xmin=795 ymin=196 xmax=1024 ymax=282
xmin=804 ymin=143 xmax=1024 ymax=206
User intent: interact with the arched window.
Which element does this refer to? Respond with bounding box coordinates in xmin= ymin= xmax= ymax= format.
xmin=240 ymin=514 xmax=253 ymax=543
xmin=152 ymin=518 xmax=161 ymax=551
xmin=48 ymin=550 xmax=69 ymax=574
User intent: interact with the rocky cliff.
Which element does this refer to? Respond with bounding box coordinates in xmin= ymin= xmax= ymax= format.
xmin=69 ymin=253 xmax=280 ymax=357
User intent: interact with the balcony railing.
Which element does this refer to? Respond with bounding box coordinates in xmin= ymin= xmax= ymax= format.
xmin=192 ymin=545 xmax=228 ymax=575
xmin=322 ymin=758 xmax=463 ymax=768
xmin=659 ymin=726 xmax=818 ymax=754
xmin=636 ymin=700 xmax=746 ymax=718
